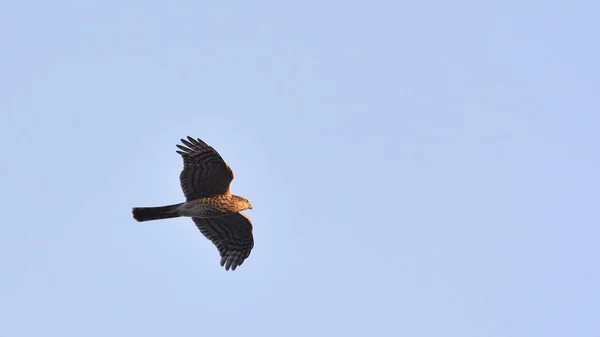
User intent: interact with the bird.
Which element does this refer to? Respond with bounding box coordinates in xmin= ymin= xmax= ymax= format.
xmin=132 ymin=136 xmax=254 ymax=271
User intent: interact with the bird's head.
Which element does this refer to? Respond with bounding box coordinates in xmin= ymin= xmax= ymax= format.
xmin=231 ymin=195 xmax=253 ymax=212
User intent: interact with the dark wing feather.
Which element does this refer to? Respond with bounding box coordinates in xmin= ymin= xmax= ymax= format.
xmin=176 ymin=136 xmax=234 ymax=201
xmin=192 ymin=213 xmax=254 ymax=271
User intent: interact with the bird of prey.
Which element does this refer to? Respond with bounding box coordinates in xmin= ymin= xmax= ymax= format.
xmin=132 ymin=136 xmax=254 ymax=271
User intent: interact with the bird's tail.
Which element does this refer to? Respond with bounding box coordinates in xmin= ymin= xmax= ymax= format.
xmin=132 ymin=203 xmax=184 ymax=222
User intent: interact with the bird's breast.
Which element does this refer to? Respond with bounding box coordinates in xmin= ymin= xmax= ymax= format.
xmin=177 ymin=197 xmax=235 ymax=218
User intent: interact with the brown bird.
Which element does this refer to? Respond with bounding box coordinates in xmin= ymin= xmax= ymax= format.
xmin=132 ymin=136 xmax=254 ymax=271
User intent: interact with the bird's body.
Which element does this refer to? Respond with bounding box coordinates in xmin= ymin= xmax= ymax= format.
xmin=132 ymin=136 xmax=254 ymax=271
xmin=177 ymin=194 xmax=251 ymax=218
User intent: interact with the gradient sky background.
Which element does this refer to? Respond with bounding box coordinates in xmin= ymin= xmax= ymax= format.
xmin=1 ymin=1 xmax=599 ymax=336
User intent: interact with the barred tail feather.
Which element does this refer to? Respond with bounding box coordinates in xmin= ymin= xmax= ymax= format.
xmin=132 ymin=203 xmax=184 ymax=222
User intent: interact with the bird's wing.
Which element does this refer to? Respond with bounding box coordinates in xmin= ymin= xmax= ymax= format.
xmin=192 ymin=213 xmax=254 ymax=271
xmin=176 ymin=136 xmax=234 ymax=201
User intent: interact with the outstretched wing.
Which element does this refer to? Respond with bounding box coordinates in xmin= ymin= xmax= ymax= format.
xmin=192 ymin=213 xmax=254 ymax=271
xmin=176 ymin=136 xmax=234 ymax=201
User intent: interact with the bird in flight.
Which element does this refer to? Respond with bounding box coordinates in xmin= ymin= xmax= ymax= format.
xmin=132 ymin=136 xmax=254 ymax=271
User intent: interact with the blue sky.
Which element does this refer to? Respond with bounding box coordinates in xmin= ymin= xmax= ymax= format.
xmin=1 ymin=1 xmax=599 ymax=336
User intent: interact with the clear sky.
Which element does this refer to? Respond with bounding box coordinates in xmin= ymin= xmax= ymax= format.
xmin=1 ymin=1 xmax=599 ymax=336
